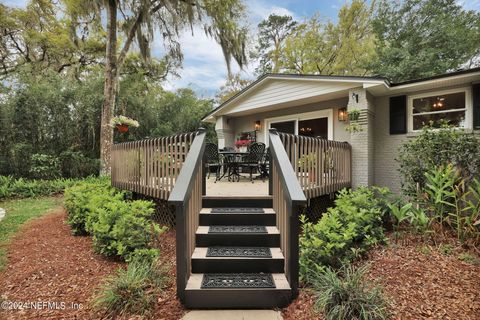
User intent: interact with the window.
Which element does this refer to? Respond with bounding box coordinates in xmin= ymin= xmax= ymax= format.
xmin=409 ymin=89 xmax=471 ymax=131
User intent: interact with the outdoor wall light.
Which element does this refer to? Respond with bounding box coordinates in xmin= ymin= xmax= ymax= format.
xmin=338 ymin=107 xmax=348 ymax=121
xmin=254 ymin=120 xmax=261 ymax=130
xmin=352 ymin=92 xmax=359 ymax=103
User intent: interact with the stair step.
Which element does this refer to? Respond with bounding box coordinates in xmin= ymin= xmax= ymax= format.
xmin=203 ymin=197 xmax=273 ymax=208
xmin=199 ymin=208 xmax=276 ymax=226
xmin=191 ymin=247 xmax=284 ymax=273
xmin=196 ymin=226 xmax=280 ymax=247
xmin=210 ymin=207 xmax=265 ymax=213
xmin=208 ymin=225 xmax=267 ymax=233
xmin=201 ymin=273 xmax=275 ymax=288
xmin=185 ymin=273 xmax=291 ymax=308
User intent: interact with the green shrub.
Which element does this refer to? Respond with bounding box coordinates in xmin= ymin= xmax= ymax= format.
xmin=59 ymin=150 xmax=99 ymax=178
xmin=94 ymin=258 xmax=167 ymax=317
xmin=0 ymin=175 xmax=77 ymax=200
xmin=64 ymin=178 xmax=163 ymax=260
xmin=92 ymin=200 xmax=165 ymax=259
xmin=64 ymin=177 xmax=118 ymax=235
xmin=300 ymin=188 xmax=387 ymax=282
xmin=29 ymin=153 xmax=61 ymax=180
xmin=312 ymin=264 xmax=389 ymax=320
xmin=397 ymin=124 xmax=480 ymax=197
xmin=387 ymin=202 xmax=430 ymax=234
xmin=423 ymin=165 xmax=480 ymax=243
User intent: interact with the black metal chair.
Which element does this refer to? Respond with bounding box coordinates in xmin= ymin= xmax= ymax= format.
xmin=204 ymin=143 xmax=221 ymax=181
xmin=256 ymin=147 xmax=269 ymax=182
xmin=239 ymin=142 xmax=266 ymax=183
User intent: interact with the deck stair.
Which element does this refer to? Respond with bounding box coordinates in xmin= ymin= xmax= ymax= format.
xmin=184 ymin=202 xmax=291 ymax=309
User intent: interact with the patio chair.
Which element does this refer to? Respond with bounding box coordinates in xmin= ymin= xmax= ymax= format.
xmin=204 ymin=143 xmax=221 ymax=181
xmin=255 ymin=147 xmax=269 ymax=182
xmin=239 ymin=142 xmax=266 ymax=183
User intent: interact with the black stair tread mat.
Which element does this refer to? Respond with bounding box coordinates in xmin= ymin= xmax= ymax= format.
xmin=201 ymin=273 xmax=275 ymax=289
xmin=206 ymin=247 xmax=272 ymax=258
xmin=208 ymin=226 xmax=267 ymax=234
xmin=211 ymin=208 xmax=265 ymax=213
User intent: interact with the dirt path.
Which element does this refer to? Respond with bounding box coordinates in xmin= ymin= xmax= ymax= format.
xmin=0 ymin=209 xmax=123 ymax=319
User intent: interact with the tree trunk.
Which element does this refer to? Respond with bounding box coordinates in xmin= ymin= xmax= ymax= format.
xmin=100 ymin=0 xmax=118 ymax=175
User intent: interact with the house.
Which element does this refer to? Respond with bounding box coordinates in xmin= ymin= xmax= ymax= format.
xmin=202 ymin=68 xmax=480 ymax=193
xmin=111 ymin=67 xmax=480 ymax=309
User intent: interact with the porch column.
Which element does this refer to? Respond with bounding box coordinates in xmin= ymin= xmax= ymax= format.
xmin=348 ymin=88 xmax=375 ymax=188
xmin=215 ymin=116 xmax=234 ymax=149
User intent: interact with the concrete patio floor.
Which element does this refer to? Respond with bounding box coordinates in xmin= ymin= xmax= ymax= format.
xmin=205 ymin=175 xmax=269 ymax=197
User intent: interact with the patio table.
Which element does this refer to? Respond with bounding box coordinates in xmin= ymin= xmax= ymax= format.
xmin=218 ymin=151 xmax=247 ymax=181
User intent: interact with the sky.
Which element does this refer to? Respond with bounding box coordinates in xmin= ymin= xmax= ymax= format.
xmin=4 ymin=0 xmax=480 ymax=97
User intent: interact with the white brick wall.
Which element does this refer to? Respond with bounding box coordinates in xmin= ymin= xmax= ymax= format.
xmin=373 ymin=96 xmax=407 ymax=193
xmin=348 ymin=88 xmax=375 ymax=188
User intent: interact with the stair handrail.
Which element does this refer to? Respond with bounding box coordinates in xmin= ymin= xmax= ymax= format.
xmin=169 ymin=127 xmax=207 ymax=302
xmin=268 ymin=128 xmax=307 ymax=298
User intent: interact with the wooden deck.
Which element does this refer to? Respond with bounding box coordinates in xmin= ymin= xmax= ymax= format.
xmin=111 ymin=131 xmax=352 ymax=201
xmin=205 ymin=176 xmax=269 ymax=197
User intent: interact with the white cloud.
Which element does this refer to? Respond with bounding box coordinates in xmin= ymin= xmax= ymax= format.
xmin=156 ymin=2 xmax=295 ymax=97
xmin=3 ymin=0 xmax=27 ymax=7
xmin=247 ymin=1 xmax=296 ymax=21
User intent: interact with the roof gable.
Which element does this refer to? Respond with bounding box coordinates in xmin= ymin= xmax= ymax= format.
xmin=203 ymin=74 xmax=386 ymax=121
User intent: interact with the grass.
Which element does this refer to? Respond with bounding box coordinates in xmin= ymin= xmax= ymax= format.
xmin=0 ymin=196 xmax=63 ymax=270
xmin=311 ymin=264 xmax=389 ymax=320
xmin=458 ymin=252 xmax=480 ymax=265
xmin=94 ymin=258 xmax=167 ymax=317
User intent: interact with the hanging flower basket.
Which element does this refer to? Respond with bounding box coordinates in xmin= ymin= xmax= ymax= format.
xmin=116 ymin=124 xmax=129 ymax=133
xmin=110 ymin=115 xmax=140 ymax=133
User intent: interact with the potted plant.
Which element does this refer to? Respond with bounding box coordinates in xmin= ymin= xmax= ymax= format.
xmin=345 ymin=122 xmax=363 ymax=133
xmin=345 ymin=108 xmax=363 ymax=133
xmin=348 ymin=108 xmax=360 ymax=121
xmin=235 ymin=139 xmax=251 ymax=152
xmin=110 ymin=115 xmax=140 ymax=133
xmin=298 ymin=153 xmax=317 ymax=183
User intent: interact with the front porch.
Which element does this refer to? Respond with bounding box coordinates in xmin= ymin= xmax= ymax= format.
xmin=110 ymin=128 xmax=351 ymax=309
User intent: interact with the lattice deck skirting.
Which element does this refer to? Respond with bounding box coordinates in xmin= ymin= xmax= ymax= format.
xmin=206 ymin=247 xmax=272 ymax=258
xmin=211 ymin=208 xmax=264 ymax=213
xmin=208 ymin=226 xmax=267 ymax=234
xmin=201 ymin=273 xmax=275 ymax=289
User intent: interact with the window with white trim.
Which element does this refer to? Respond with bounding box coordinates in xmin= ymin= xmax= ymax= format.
xmin=410 ymin=89 xmax=469 ymax=130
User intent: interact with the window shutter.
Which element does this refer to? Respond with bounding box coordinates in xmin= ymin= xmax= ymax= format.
xmin=389 ymin=95 xmax=407 ymax=134
xmin=473 ymin=84 xmax=480 ymax=130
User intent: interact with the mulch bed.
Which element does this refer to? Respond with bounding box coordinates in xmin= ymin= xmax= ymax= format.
xmin=0 ymin=209 xmax=184 ymax=320
xmin=282 ymin=288 xmax=320 ymax=320
xmin=365 ymin=233 xmax=480 ymax=320
xmin=282 ymin=233 xmax=480 ymax=320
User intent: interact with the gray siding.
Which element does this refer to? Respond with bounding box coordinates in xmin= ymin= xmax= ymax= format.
xmin=229 ymin=97 xmax=350 ymax=144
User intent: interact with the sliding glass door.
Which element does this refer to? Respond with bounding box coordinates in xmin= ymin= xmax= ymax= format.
xmin=270 ymin=120 xmax=295 ymax=134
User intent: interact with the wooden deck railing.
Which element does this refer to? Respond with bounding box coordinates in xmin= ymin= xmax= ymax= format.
xmin=278 ymin=132 xmax=352 ymax=199
xmin=269 ymin=129 xmax=307 ymax=298
xmin=111 ymin=132 xmax=196 ymax=200
xmin=168 ymin=128 xmax=206 ymax=303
